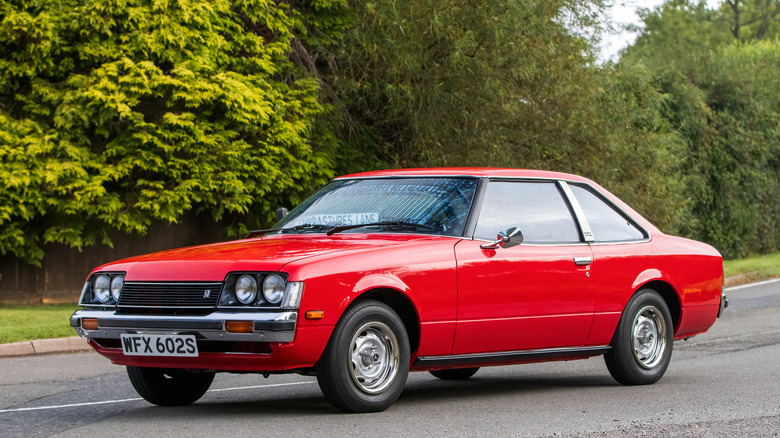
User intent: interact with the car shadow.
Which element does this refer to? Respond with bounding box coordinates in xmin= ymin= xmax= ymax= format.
xmin=119 ymin=371 xmax=619 ymax=417
xmin=400 ymin=373 xmax=617 ymax=405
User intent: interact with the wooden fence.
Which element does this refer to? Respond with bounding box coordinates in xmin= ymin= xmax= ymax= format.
xmin=0 ymin=215 xmax=224 ymax=304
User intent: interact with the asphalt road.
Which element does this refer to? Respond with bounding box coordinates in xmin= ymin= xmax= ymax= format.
xmin=1 ymin=280 xmax=778 ymax=437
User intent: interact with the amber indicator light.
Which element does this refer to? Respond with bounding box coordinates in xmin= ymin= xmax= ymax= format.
xmin=82 ymin=318 xmax=99 ymax=330
xmin=305 ymin=310 xmax=325 ymax=320
xmin=225 ymin=321 xmax=254 ymax=333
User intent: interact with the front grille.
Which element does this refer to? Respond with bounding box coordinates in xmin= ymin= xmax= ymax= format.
xmin=118 ymin=282 xmax=223 ymax=308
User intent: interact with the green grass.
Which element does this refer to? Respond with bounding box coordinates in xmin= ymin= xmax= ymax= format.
xmin=723 ymin=252 xmax=780 ymax=286
xmin=0 ymin=304 xmax=80 ymax=344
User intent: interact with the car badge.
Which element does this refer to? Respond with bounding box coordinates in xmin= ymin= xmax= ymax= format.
xmin=203 ymin=290 xmax=211 ymax=298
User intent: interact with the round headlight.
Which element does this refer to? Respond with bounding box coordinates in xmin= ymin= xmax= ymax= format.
xmin=262 ymin=274 xmax=286 ymax=304
xmin=111 ymin=275 xmax=124 ymax=301
xmin=94 ymin=275 xmax=111 ymax=303
xmin=235 ymin=275 xmax=258 ymax=304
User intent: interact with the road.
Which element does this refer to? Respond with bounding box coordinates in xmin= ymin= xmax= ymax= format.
xmin=1 ymin=280 xmax=778 ymax=437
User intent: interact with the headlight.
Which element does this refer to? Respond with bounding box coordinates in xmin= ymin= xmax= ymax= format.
xmin=235 ymin=275 xmax=258 ymax=304
xmin=262 ymin=274 xmax=285 ymax=304
xmin=110 ymin=275 xmax=124 ymax=301
xmin=94 ymin=275 xmax=111 ymax=303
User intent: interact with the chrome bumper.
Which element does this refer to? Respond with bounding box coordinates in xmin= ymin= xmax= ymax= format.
xmin=718 ymin=289 xmax=729 ymax=318
xmin=70 ymin=309 xmax=297 ymax=343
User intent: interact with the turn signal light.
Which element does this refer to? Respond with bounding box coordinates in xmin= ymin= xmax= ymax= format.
xmin=82 ymin=318 xmax=99 ymax=330
xmin=225 ymin=321 xmax=254 ymax=333
xmin=305 ymin=310 xmax=325 ymax=320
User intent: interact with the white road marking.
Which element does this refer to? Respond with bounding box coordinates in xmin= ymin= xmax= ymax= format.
xmin=0 ymin=398 xmax=142 ymax=413
xmin=727 ymin=277 xmax=780 ymax=291
xmin=209 ymin=381 xmax=314 ymax=393
xmin=0 ymin=381 xmax=315 ymax=414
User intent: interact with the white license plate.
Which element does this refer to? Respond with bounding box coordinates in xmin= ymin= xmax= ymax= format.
xmin=121 ymin=334 xmax=198 ymax=357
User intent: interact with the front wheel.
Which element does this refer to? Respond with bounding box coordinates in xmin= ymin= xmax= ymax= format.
xmin=127 ymin=366 xmax=215 ymax=406
xmin=604 ymin=289 xmax=673 ymax=385
xmin=316 ymin=300 xmax=410 ymax=413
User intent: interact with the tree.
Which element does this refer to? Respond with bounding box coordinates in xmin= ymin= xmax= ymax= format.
xmin=0 ymin=0 xmax=348 ymax=265
xmin=623 ymin=0 xmax=780 ymax=257
xmin=303 ymin=0 xmax=691 ymax=234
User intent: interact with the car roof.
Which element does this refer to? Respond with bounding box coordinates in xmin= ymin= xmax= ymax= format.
xmin=336 ymin=167 xmax=593 ymax=183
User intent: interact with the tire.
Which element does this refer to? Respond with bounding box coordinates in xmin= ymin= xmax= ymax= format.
xmin=604 ymin=288 xmax=674 ymax=385
xmin=429 ymin=367 xmax=479 ymax=380
xmin=126 ymin=366 xmax=215 ymax=406
xmin=316 ymin=299 xmax=410 ymax=413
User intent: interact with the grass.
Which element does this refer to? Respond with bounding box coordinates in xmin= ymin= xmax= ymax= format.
xmin=1 ymin=252 xmax=779 ymax=344
xmin=0 ymin=304 xmax=80 ymax=344
xmin=723 ymin=252 xmax=780 ymax=286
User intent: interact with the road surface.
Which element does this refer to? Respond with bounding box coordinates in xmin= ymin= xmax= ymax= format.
xmin=1 ymin=280 xmax=778 ymax=437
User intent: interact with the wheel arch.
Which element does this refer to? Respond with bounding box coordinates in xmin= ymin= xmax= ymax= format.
xmin=349 ymin=288 xmax=421 ymax=355
xmin=636 ymin=280 xmax=681 ymax=331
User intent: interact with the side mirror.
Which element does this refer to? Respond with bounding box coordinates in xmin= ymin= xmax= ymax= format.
xmin=480 ymin=227 xmax=523 ymax=250
xmin=275 ymin=207 xmax=289 ymax=222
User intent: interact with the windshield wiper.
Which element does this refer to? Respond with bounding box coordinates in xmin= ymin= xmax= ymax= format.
xmin=279 ymin=224 xmax=333 ymax=234
xmin=326 ymin=221 xmax=434 ymax=236
xmin=245 ymin=224 xmax=331 ymax=238
xmin=245 ymin=228 xmax=278 ymax=238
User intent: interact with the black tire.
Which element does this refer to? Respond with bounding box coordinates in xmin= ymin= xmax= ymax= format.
xmin=604 ymin=288 xmax=674 ymax=385
xmin=429 ymin=367 xmax=480 ymax=380
xmin=316 ymin=299 xmax=410 ymax=413
xmin=127 ymin=366 xmax=215 ymax=406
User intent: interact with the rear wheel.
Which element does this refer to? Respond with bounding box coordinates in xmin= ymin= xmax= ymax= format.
xmin=604 ymin=288 xmax=673 ymax=385
xmin=317 ymin=300 xmax=410 ymax=413
xmin=127 ymin=366 xmax=214 ymax=406
xmin=429 ymin=367 xmax=479 ymax=380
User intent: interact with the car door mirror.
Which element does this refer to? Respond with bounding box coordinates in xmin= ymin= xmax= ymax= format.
xmin=480 ymin=227 xmax=524 ymax=250
xmin=275 ymin=207 xmax=289 ymax=221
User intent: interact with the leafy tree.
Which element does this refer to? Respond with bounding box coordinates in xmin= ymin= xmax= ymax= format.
xmin=303 ymin=0 xmax=690 ymax=233
xmin=624 ymin=0 xmax=780 ymax=257
xmin=0 ymin=0 xmax=348 ymax=265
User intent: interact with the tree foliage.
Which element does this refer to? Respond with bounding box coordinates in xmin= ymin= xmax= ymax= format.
xmin=305 ymin=0 xmax=691 ymax=233
xmin=2 ymin=0 xmax=777 ymax=265
xmin=624 ymin=0 xmax=780 ymax=257
xmin=0 ymin=0 xmax=348 ymax=264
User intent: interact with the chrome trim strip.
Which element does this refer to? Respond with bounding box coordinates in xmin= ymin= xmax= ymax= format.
xmin=558 ymin=180 xmax=595 ymax=243
xmin=414 ymin=345 xmax=611 ymax=367
xmin=70 ymin=310 xmax=297 ymax=343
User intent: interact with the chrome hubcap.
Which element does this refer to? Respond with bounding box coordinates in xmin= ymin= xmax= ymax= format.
xmin=350 ymin=322 xmax=399 ymax=394
xmin=632 ymin=305 xmax=667 ymax=369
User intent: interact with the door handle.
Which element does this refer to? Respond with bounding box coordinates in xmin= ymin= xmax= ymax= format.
xmin=573 ymin=257 xmax=592 ymax=266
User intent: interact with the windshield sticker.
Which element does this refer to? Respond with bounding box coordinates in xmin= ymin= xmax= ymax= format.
xmin=294 ymin=213 xmax=380 ymax=226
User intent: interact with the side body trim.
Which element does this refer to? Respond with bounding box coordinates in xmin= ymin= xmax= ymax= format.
xmin=414 ymin=345 xmax=611 ymax=367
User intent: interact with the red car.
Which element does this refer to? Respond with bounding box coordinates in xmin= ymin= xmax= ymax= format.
xmin=71 ymin=168 xmax=726 ymax=412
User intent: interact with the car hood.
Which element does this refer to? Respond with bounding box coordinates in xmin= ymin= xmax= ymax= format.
xmin=95 ymin=234 xmax=455 ymax=282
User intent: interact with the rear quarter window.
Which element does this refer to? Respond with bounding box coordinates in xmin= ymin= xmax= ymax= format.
xmin=569 ymin=184 xmax=646 ymax=242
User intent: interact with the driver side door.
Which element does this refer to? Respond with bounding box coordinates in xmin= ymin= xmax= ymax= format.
xmin=452 ymin=179 xmax=595 ymax=354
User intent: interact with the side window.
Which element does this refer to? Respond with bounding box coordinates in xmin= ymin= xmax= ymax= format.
xmin=569 ymin=184 xmax=645 ymax=242
xmin=474 ymin=181 xmax=580 ymax=244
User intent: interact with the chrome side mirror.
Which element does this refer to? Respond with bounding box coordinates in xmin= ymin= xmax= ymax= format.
xmin=275 ymin=207 xmax=289 ymax=221
xmin=480 ymin=227 xmax=523 ymax=250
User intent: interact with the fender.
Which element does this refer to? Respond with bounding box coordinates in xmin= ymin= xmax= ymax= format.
xmin=348 ymin=274 xmax=416 ymax=314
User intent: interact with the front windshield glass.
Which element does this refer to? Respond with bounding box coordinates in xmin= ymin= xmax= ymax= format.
xmin=274 ymin=177 xmax=478 ymax=236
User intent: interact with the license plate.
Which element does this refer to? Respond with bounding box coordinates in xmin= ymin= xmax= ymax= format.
xmin=121 ymin=334 xmax=198 ymax=357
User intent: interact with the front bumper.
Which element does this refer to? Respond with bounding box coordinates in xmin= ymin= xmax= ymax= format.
xmin=70 ymin=309 xmax=297 ymax=343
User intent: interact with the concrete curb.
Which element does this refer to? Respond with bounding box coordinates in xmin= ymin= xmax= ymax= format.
xmin=0 ymin=336 xmax=92 ymax=358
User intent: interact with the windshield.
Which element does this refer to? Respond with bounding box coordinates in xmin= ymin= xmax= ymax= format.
xmin=274 ymin=177 xmax=478 ymax=236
